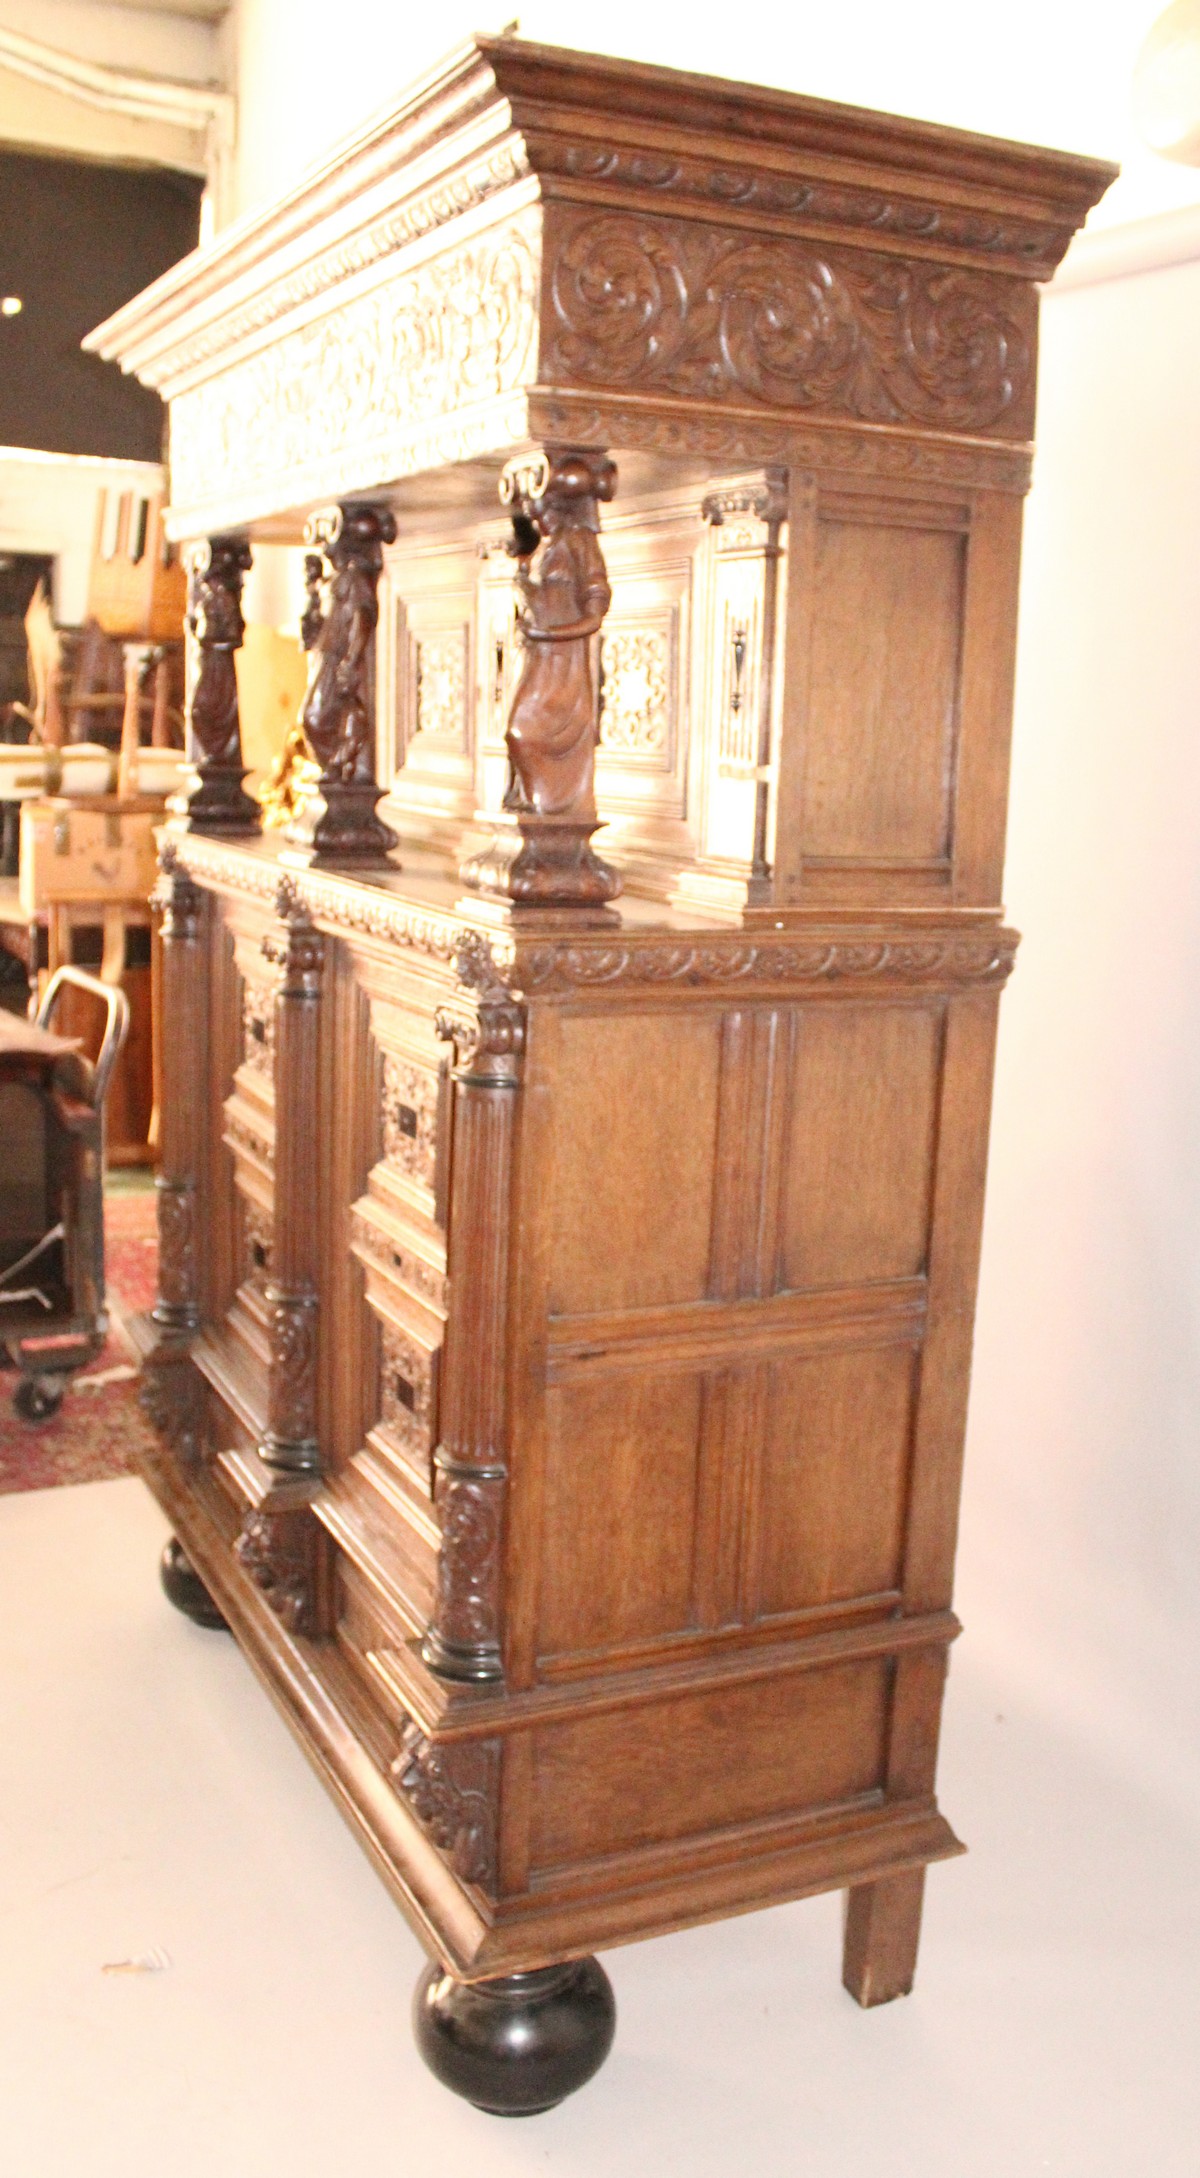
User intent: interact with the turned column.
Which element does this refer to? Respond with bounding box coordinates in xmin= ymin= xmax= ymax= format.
xmin=258 ymin=881 xmax=324 ymax=1472
xmin=177 ymin=536 xmax=260 ymax=833
xmin=422 ymin=945 xmax=525 ymax=1681
xmin=283 ymin=502 xmax=398 ymax=865
xmin=462 ymin=448 xmax=620 ymax=909
xmin=151 ymin=843 xmax=206 ymax=1332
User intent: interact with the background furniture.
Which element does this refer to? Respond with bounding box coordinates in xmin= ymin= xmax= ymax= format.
xmin=91 ymin=37 xmax=1112 ymax=2114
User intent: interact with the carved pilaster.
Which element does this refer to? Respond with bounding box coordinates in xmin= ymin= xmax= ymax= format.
xmin=393 ymin=1722 xmax=499 ymax=1887
xmin=258 ymin=880 xmax=324 ymax=1472
xmin=178 ymin=536 xmax=260 ymax=834
xmin=283 ymin=502 xmax=399 ymax=866
xmin=234 ymin=1505 xmax=318 ymax=1635
xmin=421 ymin=940 xmax=524 ymax=1683
xmin=462 ymin=448 xmax=621 ymax=910
xmin=151 ymin=844 xmax=206 ymax=1332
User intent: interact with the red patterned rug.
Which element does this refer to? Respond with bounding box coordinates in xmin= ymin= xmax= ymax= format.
xmin=0 ymin=1185 xmax=159 ymax=1496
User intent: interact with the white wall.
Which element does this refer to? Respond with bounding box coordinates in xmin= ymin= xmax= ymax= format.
xmin=220 ymin=0 xmax=1200 ymax=1799
xmin=0 ymin=447 xmax=164 ymax=626
xmin=225 ymin=0 xmax=1200 ymax=229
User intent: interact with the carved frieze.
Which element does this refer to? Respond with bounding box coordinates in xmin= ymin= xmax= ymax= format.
xmin=169 ymin=219 xmax=540 ymax=522
xmin=546 ymin=211 xmax=1034 ymax=435
xmin=393 ymin=1722 xmax=499 ymax=1888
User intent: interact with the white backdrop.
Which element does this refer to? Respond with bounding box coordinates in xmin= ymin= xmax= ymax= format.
xmin=224 ymin=0 xmax=1200 ymax=1803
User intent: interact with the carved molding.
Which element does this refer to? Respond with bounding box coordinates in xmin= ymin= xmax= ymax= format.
xmin=529 ymin=133 xmax=1076 ymax=280
xmin=529 ymin=395 xmax=1034 ymax=494
xmin=546 ymin=211 xmax=1034 ymax=436
xmin=516 ymin=932 xmax=1021 ymax=995
xmin=169 ymin=218 xmax=540 ymax=522
xmin=224 ymin=1106 xmax=274 ymax=1168
xmin=234 ymin=1506 xmax=317 ymax=1636
xmin=393 ymin=1722 xmax=499 ymax=1888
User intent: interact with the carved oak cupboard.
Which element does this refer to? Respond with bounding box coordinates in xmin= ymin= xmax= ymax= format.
xmin=89 ymin=38 xmax=1112 ymax=2114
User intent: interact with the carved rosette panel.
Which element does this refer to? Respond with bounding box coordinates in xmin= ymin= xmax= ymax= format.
xmin=413 ymin=630 xmax=468 ymax=744
xmin=241 ymin=981 xmax=276 ymax=1082
xmin=599 ymin=625 xmax=671 ymax=758
xmin=380 ymin=1052 xmax=440 ymax=1191
xmin=393 ymin=1722 xmax=499 ymax=1889
xmin=378 ymin=1317 xmax=437 ymax=1465
xmin=170 ymin=219 xmax=540 ymax=521
xmin=234 ymin=1507 xmax=317 ymax=1636
xmin=546 ymin=210 xmax=1034 ymax=435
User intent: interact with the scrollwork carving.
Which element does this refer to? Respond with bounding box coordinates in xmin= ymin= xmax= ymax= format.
xmin=547 ymin=213 xmax=1033 ymax=435
xmin=393 ymin=1722 xmax=499 ymax=1888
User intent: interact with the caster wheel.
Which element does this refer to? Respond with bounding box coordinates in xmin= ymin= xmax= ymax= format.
xmin=14 ymin=1375 xmax=64 ymax=1424
xmin=160 ymin=1538 xmax=229 ymax=1630
xmin=414 ymin=1958 xmax=615 ymax=2115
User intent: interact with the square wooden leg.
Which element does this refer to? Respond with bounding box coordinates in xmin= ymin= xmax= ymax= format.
xmin=842 ymin=1867 xmax=926 ymax=2007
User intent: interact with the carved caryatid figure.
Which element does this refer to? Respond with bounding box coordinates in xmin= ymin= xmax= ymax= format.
xmin=283 ymin=502 xmax=398 ymax=864
xmin=463 ymin=449 xmax=621 ymax=909
xmin=180 ymin=535 xmax=259 ymax=832
xmin=505 ymin=452 xmax=614 ymax=817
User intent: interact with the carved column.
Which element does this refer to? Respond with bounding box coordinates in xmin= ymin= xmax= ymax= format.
xmin=258 ymin=880 xmax=324 ymax=1472
xmin=283 ymin=502 xmax=398 ymax=865
xmin=152 ymin=843 xmax=205 ymax=1332
xmin=423 ymin=941 xmax=525 ymax=1681
xmin=462 ymin=448 xmax=621 ymax=910
xmin=178 ymin=537 xmax=260 ymax=833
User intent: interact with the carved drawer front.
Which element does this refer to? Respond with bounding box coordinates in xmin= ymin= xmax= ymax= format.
xmin=369 ymin=1296 xmax=441 ymax=1489
xmin=367 ymin=1006 xmax=451 ymax=1228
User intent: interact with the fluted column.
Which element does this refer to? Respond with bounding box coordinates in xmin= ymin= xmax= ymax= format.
xmin=422 ymin=942 xmax=525 ymax=1682
xmin=259 ymin=879 xmax=324 ymax=1472
xmin=152 ymin=842 xmax=206 ymax=1332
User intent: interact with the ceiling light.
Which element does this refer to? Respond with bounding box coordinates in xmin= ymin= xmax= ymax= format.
xmin=1 ymin=297 xmax=22 ymax=317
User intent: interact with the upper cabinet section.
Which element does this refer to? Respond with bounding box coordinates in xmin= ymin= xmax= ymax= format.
xmin=86 ymin=37 xmax=1114 ymax=541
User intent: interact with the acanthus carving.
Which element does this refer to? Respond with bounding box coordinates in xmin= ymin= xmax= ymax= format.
xmin=153 ymin=840 xmax=204 ymax=937
xmin=393 ymin=1723 xmax=499 ymax=1889
xmin=153 ymin=1178 xmax=197 ymax=1327
xmin=461 ymin=448 xmax=622 ymax=908
xmin=263 ymin=878 xmax=326 ymax=992
xmin=515 ymin=933 xmax=1021 ymax=993
xmin=547 ymin=212 xmax=1033 ymax=435
xmin=284 ymin=503 xmax=399 ymax=864
xmin=435 ymin=935 xmax=525 ymax=1081
xmin=380 ymin=1052 xmax=439 ymax=1188
xmin=234 ymin=1507 xmax=317 ymax=1635
xmin=180 ymin=537 xmax=260 ymax=833
xmin=265 ymin=1290 xmax=319 ymax=1454
xmin=531 ymin=135 xmax=1075 ymax=279
xmin=169 ymin=221 xmax=539 ymax=520
xmin=428 ymin=1467 xmax=504 ymax=1665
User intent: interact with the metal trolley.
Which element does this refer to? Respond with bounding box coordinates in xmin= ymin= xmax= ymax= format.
xmin=0 ymin=967 xmax=130 ymax=1423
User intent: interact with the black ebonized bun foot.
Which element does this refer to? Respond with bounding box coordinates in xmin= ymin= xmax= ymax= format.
xmin=413 ymin=1958 xmax=616 ymax=2115
xmin=160 ymin=1537 xmax=229 ymax=1630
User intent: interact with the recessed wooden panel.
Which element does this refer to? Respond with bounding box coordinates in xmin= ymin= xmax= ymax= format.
xmin=548 ymin=1011 xmax=721 ymax=1313
xmin=540 ymin=1373 xmax=704 ymax=1658
xmin=755 ymin=1344 xmax=919 ymax=1618
xmin=779 ymin=1004 xmax=942 ymax=1290
xmin=803 ymin=520 xmax=965 ymax=864
xmin=530 ymin=1658 xmax=889 ymax=1870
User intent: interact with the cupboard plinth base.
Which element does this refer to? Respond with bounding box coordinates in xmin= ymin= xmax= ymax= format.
xmin=413 ymin=1958 xmax=616 ymax=2115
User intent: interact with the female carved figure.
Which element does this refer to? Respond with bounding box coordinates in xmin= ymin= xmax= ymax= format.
xmin=188 ymin=537 xmax=251 ymax=769
xmin=504 ymin=452 xmax=616 ymax=819
xmin=302 ymin=519 xmax=385 ymax=784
